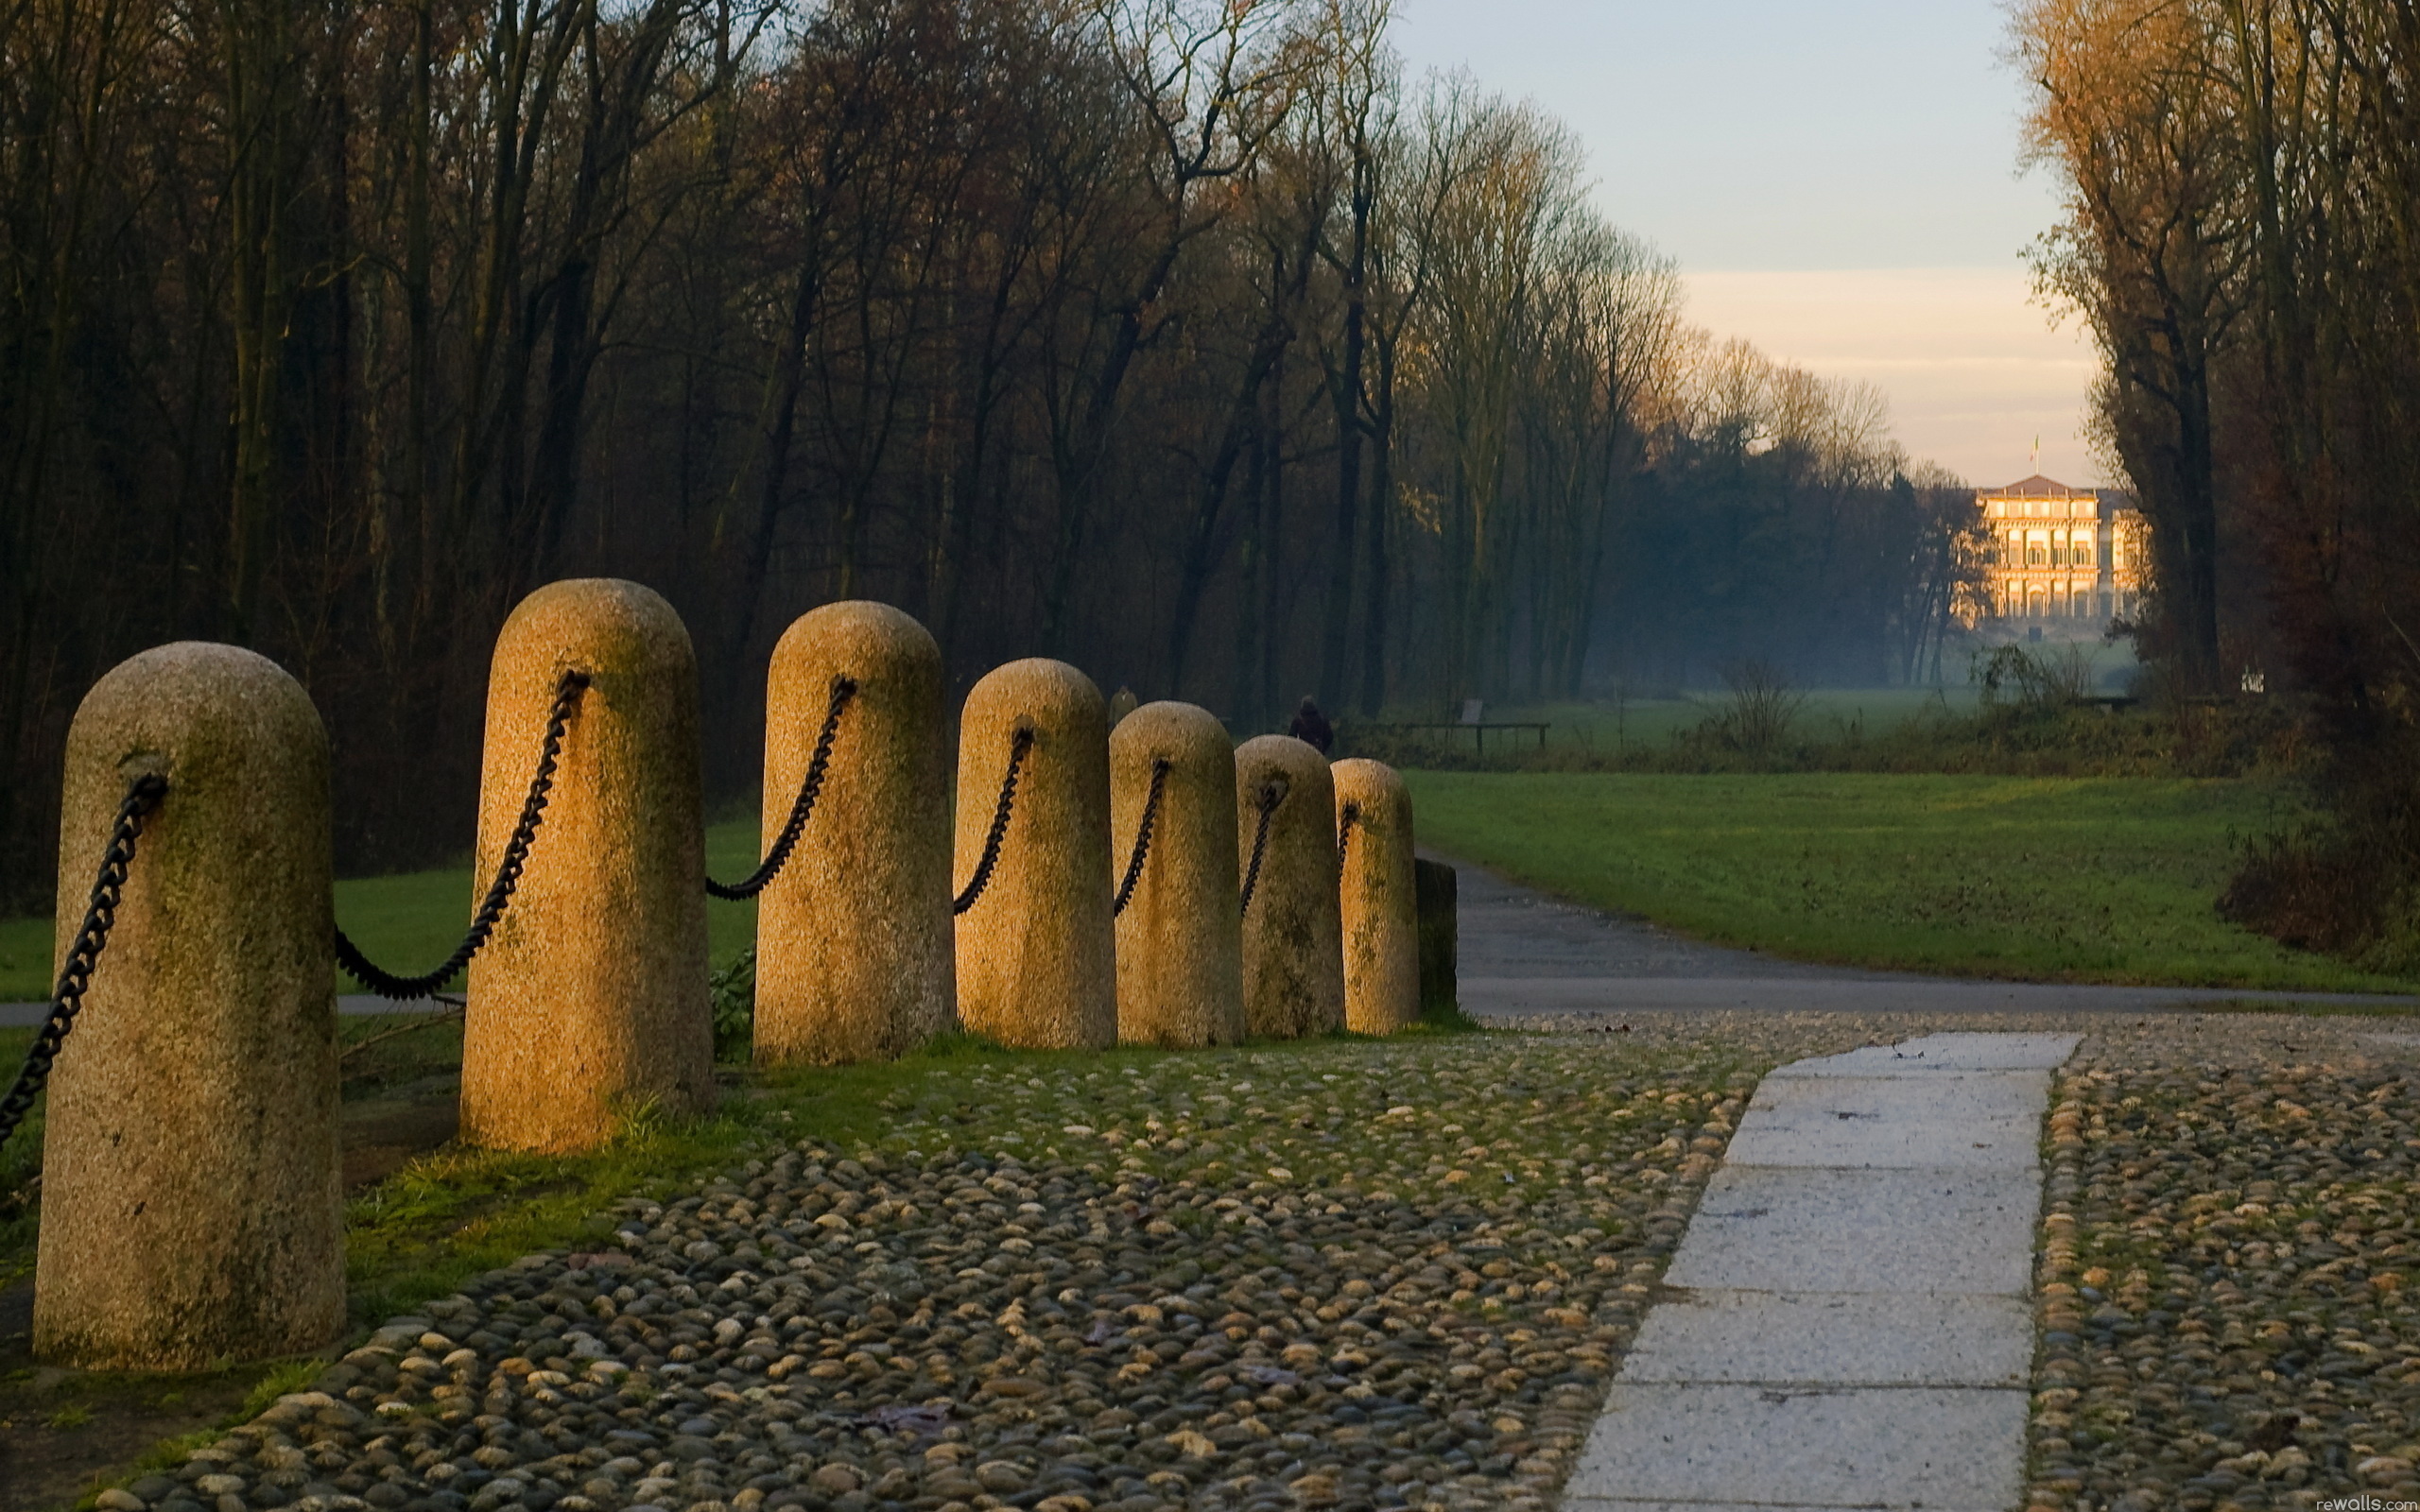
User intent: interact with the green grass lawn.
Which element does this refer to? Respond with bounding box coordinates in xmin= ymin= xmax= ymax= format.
xmin=0 ymin=819 xmax=769 ymax=1002
xmin=1407 ymin=770 xmax=2418 ymax=995
xmin=8 ymin=772 xmax=2398 ymax=1000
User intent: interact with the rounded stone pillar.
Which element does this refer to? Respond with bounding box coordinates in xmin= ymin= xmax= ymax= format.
xmin=1334 ymin=758 xmax=1419 ymax=1035
xmin=461 ymin=579 xmax=713 ymax=1152
xmin=1234 ymin=735 xmax=1343 ymax=1040
xmin=1111 ymin=702 xmax=1244 ymax=1048
xmin=753 ymin=601 xmax=954 ymax=1065
xmin=953 ymin=659 xmax=1115 ymax=1049
xmin=35 ymin=643 xmax=342 ymax=1370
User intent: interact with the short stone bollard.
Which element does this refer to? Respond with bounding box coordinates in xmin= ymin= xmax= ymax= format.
xmin=36 ymin=643 xmax=343 ymax=1370
xmin=1112 ymin=701 xmax=1245 ymax=1047
xmin=752 ymin=602 xmax=954 ymax=1065
xmin=1334 ymin=758 xmax=1419 ymax=1034
xmin=1234 ymin=735 xmax=1344 ymax=1039
xmin=954 ymin=659 xmax=1115 ymax=1049
xmin=461 ymin=579 xmax=714 ymax=1152
xmin=1415 ymin=858 xmax=1459 ymax=1021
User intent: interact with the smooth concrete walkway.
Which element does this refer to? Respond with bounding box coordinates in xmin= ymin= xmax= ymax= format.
xmin=1564 ymin=1031 xmax=2082 ymax=1512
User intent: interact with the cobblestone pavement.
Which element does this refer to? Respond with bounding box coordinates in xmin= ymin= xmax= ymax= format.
xmin=103 ymin=1030 xmax=1847 ymax=1512
xmin=92 ymin=994 xmax=2420 ymax=1512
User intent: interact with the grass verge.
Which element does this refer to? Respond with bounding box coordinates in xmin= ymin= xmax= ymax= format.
xmin=1407 ymin=770 xmax=2419 ymax=995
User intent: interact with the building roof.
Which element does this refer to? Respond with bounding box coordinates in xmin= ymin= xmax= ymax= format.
xmin=1980 ymin=473 xmax=2089 ymax=498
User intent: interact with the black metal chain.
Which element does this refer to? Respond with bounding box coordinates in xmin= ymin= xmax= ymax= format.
xmin=1337 ymin=800 xmax=1362 ymax=875
xmin=1111 ymin=759 xmax=1173 ymax=919
xmin=709 ymin=676 xmax=856 ymax=901
xmin=952 ymin=727 xmax=1033 ymax=917
xmin=336 ymin=669 xmax=589 ymax=999
xmin=0 ymin=771 xmax=168 ymax=1150
xmin=1237 ymin=776 xmax=1288 ymax=917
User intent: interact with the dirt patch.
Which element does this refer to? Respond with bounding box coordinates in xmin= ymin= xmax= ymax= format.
xmin=339 ymin=1075 xmax=460 ymax=1189
xmin=0 ymin=1282 xmax=291 ymax=1512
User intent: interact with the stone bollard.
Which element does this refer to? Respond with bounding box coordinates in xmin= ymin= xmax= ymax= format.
xmin=752 ymin=602 xmax=954 ymax=1066
xmin=1234 ymin=735 xmax=1344 ymax=1039
xmin=1334 ymin=758 xmax=1419 ymax=1035
xmin=1111 ymin=702 xmax=1245 ymax=1048
xmin=461 ymin=579 xmax=714 ymax=1152
xmin=35 ymin=643 xmax=343 ymax=1370
xmin=1415 ymin=858 xmax=1459 ymax=1022
xmin=954 ymin=659 xmax=1115 ymax=1049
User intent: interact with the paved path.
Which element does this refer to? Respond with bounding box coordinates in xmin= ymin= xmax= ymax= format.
xmin=1565 ymin=1031 xmax=2081 ymax=1512
xmin=1443 ymin=853 xmax=2420 ymax=1016
xmin=0 ymin=994 xmax=446 ymax=1026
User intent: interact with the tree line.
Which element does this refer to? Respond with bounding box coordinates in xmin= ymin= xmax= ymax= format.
xmin=1 ymin=0 xmax=1968 ymax=902
xmin=2014 ymin=0 xmax=2420 ymax=953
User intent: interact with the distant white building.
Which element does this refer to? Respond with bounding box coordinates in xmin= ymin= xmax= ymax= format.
xmin=1959 ymin=474 xmax=2150 ymax=628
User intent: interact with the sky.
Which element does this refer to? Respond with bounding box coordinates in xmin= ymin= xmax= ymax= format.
xmin=1390 ymin=0 xmax=2103 ymax=488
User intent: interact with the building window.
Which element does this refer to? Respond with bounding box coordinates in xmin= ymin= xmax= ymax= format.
xmin=2073 ymin=541 xmax=2095 ymax=567
xmin=2028 ymin=543 xmax=2047 ymax=566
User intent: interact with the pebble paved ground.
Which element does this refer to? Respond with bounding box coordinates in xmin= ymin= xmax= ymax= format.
xmin=83 ymin=860 xmax=2420 ymax=1512
xmin=100 ymin=1008 xmax=2420 ymax=1512
xmin=102 ymin=1034 xmax=1820 ymax=1512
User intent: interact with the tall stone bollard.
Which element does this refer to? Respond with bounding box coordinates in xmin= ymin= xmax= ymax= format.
xmin=1234 ymin=735 xmax=1344 ymax=1040
xmin=1415 ymin=858 xmax=1459 ymax=1022
xmin=753 ymin=602 xmax=954 ymax=1065
xmin=954 ymin=659 xmax=1115 ymax=1049
xmin=1111 ymin=702 xmax=1244 ymax=1047
xmin=35 ymin=644 xmax=343 ymax=1370
xmin=1334 ymin=759 xmax=1420 ymax=1035
xmin=461 ymin=579 xmax=714 ymax=1152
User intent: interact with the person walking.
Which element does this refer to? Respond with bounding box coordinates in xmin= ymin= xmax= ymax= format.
xmin=1288 ymin=696 xmax=1334 ymax=754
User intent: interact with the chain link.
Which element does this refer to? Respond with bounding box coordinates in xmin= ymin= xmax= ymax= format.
xmin=0 ymin=771 xmax=168 ymax=1150
xmin=709 ymin=676 xmax=856 ymax=901
xmin=336 ymin=669 xmax=589 ymax=999
xmin=1238 ymin=775 xmax=1288 ymax=916
xmin=1337 ymin=800 xmax=1361 ymax=875
xmin=1112 ymin=758 xmax=1173 ymax=918
xmin=952 ymin=727 xmax=1033 ymax=916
